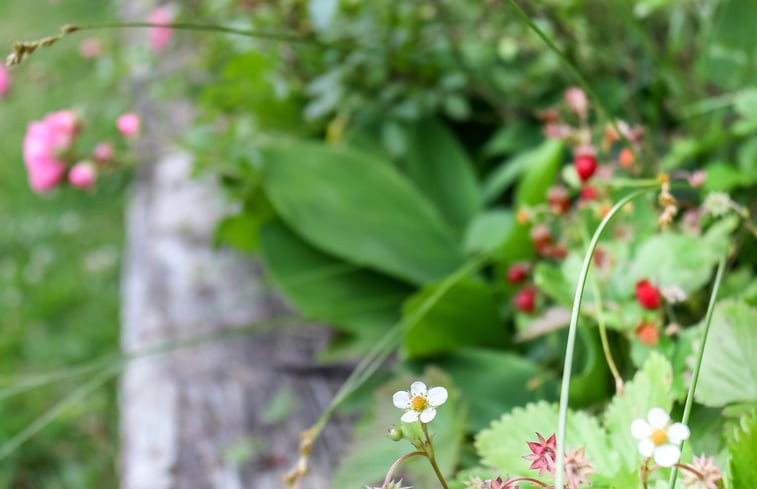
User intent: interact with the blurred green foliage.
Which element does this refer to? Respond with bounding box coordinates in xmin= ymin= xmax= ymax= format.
xmin=0 ymin=1 xmax=123 ymax=487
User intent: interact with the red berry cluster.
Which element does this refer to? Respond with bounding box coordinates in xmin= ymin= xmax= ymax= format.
xmin=507 ymin=262 xmax=537 ymax=314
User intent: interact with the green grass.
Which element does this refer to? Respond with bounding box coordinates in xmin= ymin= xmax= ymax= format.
xmin=0 ymin=1 xmax=124 ymax=487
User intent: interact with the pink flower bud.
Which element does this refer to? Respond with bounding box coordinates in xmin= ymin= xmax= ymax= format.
xmin=688 ymin=170 xmax=706 ymax=188
xmin=0 ymin=65 xmax=11 ymax=98
xmin=78 ymin=38 xmax=102 ymax=58
xmin=117 ymin=113 xmax=141 ymax=138
xmin=69 ymin=162 xmax=97 ymax=189
xmin=564 ymin=86 xmax=588 ymax=118
xmin=93 ymin=142 xmax=114 ymax=164
xmin=148 ymin=6 xmax=175 ymax=52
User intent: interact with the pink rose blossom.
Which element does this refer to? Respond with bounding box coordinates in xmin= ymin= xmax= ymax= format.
xmin=93 ymin=142 xmax=114 ymax=164
xmin=78 ymin=38 xmax=102 ymax=58
xmin=69 ymin=162 xmax=97 ymax=188
xmin=117 ymin=113 xmax=141 ymax=138
xmin=0 ymin=65 xmax=10 ymax=98
xmin=148 ymin=6 xmax=175 ymax=52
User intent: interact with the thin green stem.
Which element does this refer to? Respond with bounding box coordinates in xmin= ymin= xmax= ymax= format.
xmin=579 ymin=224 xmax=624 ymax=394
xmin=309 ymin=254 xmax=489 ymax=438
xmin=0 ymin=314 xmax=299 ymax=402
xmin=668 ymin=256 xmax=727 ymax=488
xmin=422 ymin=423 xmax=449 ymax=489
xmin=75 ymin=21 xmax=317 ymax=45
xmin=554 ymin=188 xmax=652 ymax=489
xmin=0 ymin=364 xmax=119 ymax=459
xmin=506 ymin=0 xmax=631 ymax=149
xmin=381 ymin=451 xmax=427 ymax=489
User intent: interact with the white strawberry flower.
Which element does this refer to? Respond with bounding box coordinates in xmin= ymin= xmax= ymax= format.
xmin=392 ymin=381 xmax=448 ymax=424
xmin=631 ymin=407 xmax=690 ymax=467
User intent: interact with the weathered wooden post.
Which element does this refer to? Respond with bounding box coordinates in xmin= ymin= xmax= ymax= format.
xmin=118 ymin=3 xmax=349 ymax=488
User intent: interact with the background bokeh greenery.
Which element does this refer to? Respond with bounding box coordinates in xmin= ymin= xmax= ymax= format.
xmin=0 ymin=1 xmax=122 ymax=487
xmin=2 ymin=0 xmax=757 ymax=488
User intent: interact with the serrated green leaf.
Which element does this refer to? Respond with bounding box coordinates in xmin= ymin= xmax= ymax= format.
xmin=697 ymin=301 xmax=757 ymax=406
xmin=728 ymin=410 xmax=757 ymax=487
xmin=630 ymin=230 xmax=729 ymax=295
xmin=603 ymin=352 xmax=674 ymax=471
xmin=475 ymin=401 xmax=614 ymax=480
xmin=261 ymin=141 xmax=463 ymax=285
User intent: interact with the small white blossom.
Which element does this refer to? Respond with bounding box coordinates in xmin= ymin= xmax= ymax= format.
xmin=631 ymin=407 xmax=690 ymax=467
xmin=392 ymin=381 xmax=447 ymax=424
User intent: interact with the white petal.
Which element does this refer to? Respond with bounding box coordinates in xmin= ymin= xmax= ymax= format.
xmin=667 ymin=423 xmax=690 ymax=444
xmin=393 ymin=391 xmax=411 ymax=409
xmin=647 ymin=407 xmax=670 ymax=429
xmin=638 ymin=439 xmax=655 ymax=457
xmin=401 ymin=410 xmax=419 ymax=423
xmin=426 ymin=387 xmax=448 ymax=407
xmin=419 ymin=407 xmax=436 ymax=423
xmin=653 ymin=444 xmax=681 ymax=467
xmin=631 ymin=419 xmax=652 ymax=440
xmin=410 ymin=381 xmax=427 ymax=396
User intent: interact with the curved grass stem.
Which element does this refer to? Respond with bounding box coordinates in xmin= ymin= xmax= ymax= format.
xmin=668 ymin=256 xmax=727 ymax=488
xmin=506 ymin=0 xmax=632 ymax=149
xmin=554 ymin=189 xmax=652 ymax=489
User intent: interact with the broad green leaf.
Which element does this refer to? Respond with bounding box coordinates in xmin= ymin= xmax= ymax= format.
xmin=475 ymin=401 xmax=614 ymax=480
xmin=261 ymin=141 xmax=463 ymax=285
xmin=728 ymin=410 xmax=757 ymax=487
xmin=437 ymin=348 xmax=558 ymax=431
xmin=630 ymin=225 xmax=732 ymax=295
xmin=483 ymin=139 xmax=564 ymax=204
xmin=703 ymin=163 xmax=757 ymax=191
xmin=259 ymin=220 xmax=412 ymax=336
xmin=214 ymin=213 xmax=263 ymax=252
xmin=404 ymin=119 xmax=482 ymax=230
xmin=401 ymin=278 xmax=505 ymax=359
xmin=331 ymin=369 xmax=465 ymax=489
xmin=462 ymin=209 xmax=514 ymax=255
xmin=696 ymin=301 xmax=757 ymax=406
xmin=481 ymin=122 xmax=541 ymax=158
xmin=603 ymin=352 xmax=674 ymax=471
xmin=514 ymin=140 xmax=565 ymax=206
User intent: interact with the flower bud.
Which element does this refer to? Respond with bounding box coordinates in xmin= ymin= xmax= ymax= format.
xmin=387 ymin=426 xmax=403 ymax=442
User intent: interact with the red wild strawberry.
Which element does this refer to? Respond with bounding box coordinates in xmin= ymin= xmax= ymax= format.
xmin=506 ymin=263 xmax=530 ymax=284
xmin=636 ymin=321 xmax=659 ymax=346
xmin=542 ymin=245 xmax=567 ymax=259
xmin=574 ymin=153 xmax=597 ymax=182
xmin=547 ymin=186 xmax=571 ymax=213
xmin=635 ymin=279 xmax=661 ymax=309
xmin=580 ymin=185 xmax=597 ymax=201
xmin=530 ymin=224 xmax=552 ymax=252
xmin=514 ymin=286 xmax=536 ymax=313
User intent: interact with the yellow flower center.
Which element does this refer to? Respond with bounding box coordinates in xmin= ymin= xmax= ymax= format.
xmin=411 ymin=395 xmax=427 ymax=411
xmin=651 ymin=428 xmax=668 ymax=445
